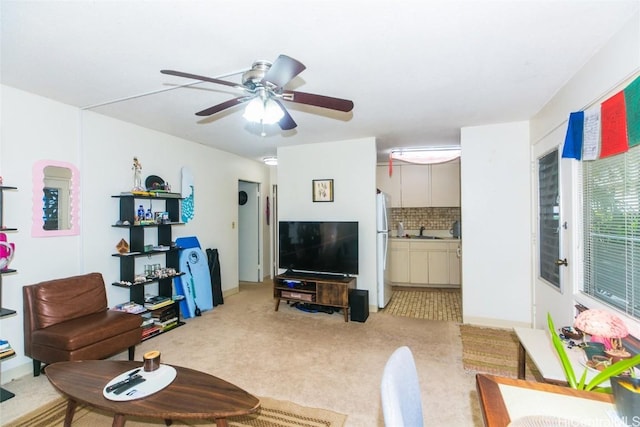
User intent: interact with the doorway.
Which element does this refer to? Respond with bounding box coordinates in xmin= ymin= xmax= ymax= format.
xmin=238 ymin=180 xmax=261 ymax=282
xmin=533 ymin=135 xmax=572 ymax=329
xmin=271 ymin=184 xmax=278 ymax=278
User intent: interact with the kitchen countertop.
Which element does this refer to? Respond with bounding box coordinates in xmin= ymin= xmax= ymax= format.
xmin=390 ymin=229 xmax=460 ymax=241
xmin=390 ymin=236 xmax=460 ymax=242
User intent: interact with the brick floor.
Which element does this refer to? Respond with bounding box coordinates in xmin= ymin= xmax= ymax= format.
xmin=382 ymin=287 xmax=462 ymax=322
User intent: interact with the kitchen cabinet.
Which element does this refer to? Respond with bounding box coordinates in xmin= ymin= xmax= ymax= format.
xmin=431 ymin=160 xmax=460 ymax=207
xmin=428 ymin=248 xmax=449 ymax=284
xmin=376 ymin=159 xmax=460 ymax=207
xmin=449 ymin=243 xmax=461 ymax=285
xmin=409 ymin=246 xmax=429 ymax=283
xmin=390 ymin=239 xmax=461 ymax=286
xmin=400 ymin=165 xmax=431 ymax=207
xmin=376 ymin=166 xmax=402 ymax=207
xmin=390 ymin=240 xmax=409 ymax=282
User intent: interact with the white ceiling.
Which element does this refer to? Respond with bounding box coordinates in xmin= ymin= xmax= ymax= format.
xmin=2 ymin=1 xmax=638 ymax=163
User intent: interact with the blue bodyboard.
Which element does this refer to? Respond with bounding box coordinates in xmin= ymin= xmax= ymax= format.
xmin=175 ymin=236 xmax=214 ymax=318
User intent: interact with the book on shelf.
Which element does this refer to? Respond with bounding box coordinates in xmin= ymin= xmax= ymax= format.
xmin=0 ymin=348 xmax=16 ymax=359
xmin=144 ymin=296 xmax=173 ymax=310
xmin=145 ymin=299 xmax=174 ymax=311
xmin=145 ymin=295 xmax=170 ymax=304
xmin=141 ymin=317 xmax=155 ymax=327
xmin=154 ymin=317 xmax=178 ymax=329
xmin=0 ymin=340 xmax=15 ymax=359
xmin=141 ymin=325 xmax=161 ymax=338
xmin=150 ymin=305 xmax=177 ymax=316
xmin=112 ymin=301 xmax=147 ymax=314
xmin=161 ymin=321 xmax=179 ymax=332
xmin=152 ymin=311 xmax=177 ymax=323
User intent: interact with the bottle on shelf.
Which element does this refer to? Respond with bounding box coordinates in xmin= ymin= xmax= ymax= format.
xmin=137 ymin=205 xmax=144 ymax=221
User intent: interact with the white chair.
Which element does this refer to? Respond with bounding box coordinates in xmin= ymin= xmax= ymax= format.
xmin=381 ymin=346 xmax=424 ymax=426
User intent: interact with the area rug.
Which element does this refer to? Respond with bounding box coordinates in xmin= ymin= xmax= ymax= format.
xmin=5 ymin=396 xmax=347 ymax=427
xmin=383 ymin=288 xmax=462 ymax=322
xmin=459 ymin=324 xmax=542 ymax=381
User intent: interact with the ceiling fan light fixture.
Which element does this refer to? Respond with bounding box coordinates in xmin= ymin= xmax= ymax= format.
xmin=242 ymin=96 xmax=284 ymax=125
xmin=262 ymin=99 xmax=284 ymax=124
xmin=242 ymin=97 xmax=265 ymax=122
xmin=263 ymin=156 xmax=278 ymax=166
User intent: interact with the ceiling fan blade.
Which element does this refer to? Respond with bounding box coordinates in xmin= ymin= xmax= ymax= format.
xmin=274 ymin=100 xmax=297 ymax=130
xmin=195 ymin=97 xmax=247 ymax=116
xmin=282 ymin=90 xmax=354 ymax=112
xmin=161 ymin=69 xmax=243 ymax=90
xmin=262 ymin=55 xmax=306 ymax=88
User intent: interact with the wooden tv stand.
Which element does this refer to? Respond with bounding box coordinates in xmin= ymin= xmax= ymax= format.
xmin=273 ymin=273 xmax=357 ymax=322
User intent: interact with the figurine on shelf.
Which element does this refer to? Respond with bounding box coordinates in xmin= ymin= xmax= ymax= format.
xmin=132 ymin=157 xmax=144 ymax=191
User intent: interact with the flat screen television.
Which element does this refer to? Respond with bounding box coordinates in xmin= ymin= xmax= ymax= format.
xmin=278 ymin=221 xmax=359 ymax=275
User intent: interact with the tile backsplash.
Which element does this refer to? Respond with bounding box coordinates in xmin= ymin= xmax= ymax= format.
xmin=390 ymin=207 xmax=460 ymax=231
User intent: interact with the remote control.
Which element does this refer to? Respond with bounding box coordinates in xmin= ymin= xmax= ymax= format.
xmin=105 ymin=374 xmax=142 ymax=392
xmin=112 ymin=376 xmax=146 ymax=395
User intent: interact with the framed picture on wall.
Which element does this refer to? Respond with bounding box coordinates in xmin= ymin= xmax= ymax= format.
xmin=312 ymin=179 xmax=334 ymax=202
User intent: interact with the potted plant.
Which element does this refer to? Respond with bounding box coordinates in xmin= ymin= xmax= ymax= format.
xmin=547 ymin=313 xmax=640 ymax=392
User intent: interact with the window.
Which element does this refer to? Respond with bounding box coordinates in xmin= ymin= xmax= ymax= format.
xmin=538 ymin=149 xmax=561 ymax=288
xmin=582 ymin=145 xmax=640 ymax=319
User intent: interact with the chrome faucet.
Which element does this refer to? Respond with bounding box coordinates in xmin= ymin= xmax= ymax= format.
xmin=419 ymin=226 xmax=425 ymax=236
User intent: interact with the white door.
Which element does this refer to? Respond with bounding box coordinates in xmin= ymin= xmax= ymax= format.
xmin=238 ymin=180 xmax=261 ymax=282
xmin=533 ymin=133 xmax=575 ymax=329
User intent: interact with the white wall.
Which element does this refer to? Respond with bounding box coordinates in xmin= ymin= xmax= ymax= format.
xmin=277 ymin=138 xmax=378 ymax=310
xmin=0 ymin=85 xmax=271 ymax=380
xmin=530 ymin=12 xmax=640 ymax=334
xmin=460 ymin=121 xmax=532 ymax=328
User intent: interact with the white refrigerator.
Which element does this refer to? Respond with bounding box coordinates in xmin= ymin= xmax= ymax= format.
xmin=377 ymin=192 xmax=392 ymax=308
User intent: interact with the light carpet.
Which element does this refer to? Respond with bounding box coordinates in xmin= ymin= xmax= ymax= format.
xmin=460 ymin=324 xmax=542 ymax=381
xmin=2 ymin=283 xmax=480 ymax=426
xmin=5 ymin=396 xmax=346 ymax=427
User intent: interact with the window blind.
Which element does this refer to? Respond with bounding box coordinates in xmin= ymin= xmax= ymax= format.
xmin=539 ymin=150 xmax=560 ymax=288
xmin=583 ymin=145 xmax=640 ymax=318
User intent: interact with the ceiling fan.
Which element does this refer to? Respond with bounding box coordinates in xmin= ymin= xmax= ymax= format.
xmin=161 ymin=55 xmax=354 ymax=132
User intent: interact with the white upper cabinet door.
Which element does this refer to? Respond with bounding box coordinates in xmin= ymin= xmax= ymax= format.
xmin=431 ymin=159 xmax=460 ymax=207
xmin=400 ymin=164 xmax=430 ymax=207
xmin=376 ymin=165 xmax=402 ymax=207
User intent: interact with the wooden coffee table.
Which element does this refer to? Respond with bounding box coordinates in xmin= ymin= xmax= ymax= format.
xmin=45 ymin=360 xmax=260 ymax=427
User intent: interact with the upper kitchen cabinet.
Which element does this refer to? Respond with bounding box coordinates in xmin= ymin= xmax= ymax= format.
xmin=399 ymin=164 xmax=430 ymax=207
xmin=376 ymin=159 xmax=460 ymax=208
xmin=376 ymin=165 xmax=402 ymax=207
xmin=431 ymin=160 xmax=460 ymax=207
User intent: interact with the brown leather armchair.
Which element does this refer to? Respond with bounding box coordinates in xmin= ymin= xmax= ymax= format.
xmin=23 ymin=272 xmax=142 ymax=376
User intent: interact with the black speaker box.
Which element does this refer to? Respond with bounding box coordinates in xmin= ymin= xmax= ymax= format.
xmin=349 ymin=289 xmax=369 ymax=322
